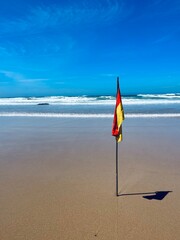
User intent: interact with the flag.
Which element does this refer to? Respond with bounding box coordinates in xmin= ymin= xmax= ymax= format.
xmin=112 ymin=77 xmax=124 ymax=142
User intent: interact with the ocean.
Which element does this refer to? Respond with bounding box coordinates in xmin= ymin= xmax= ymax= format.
xmin=0 ymin=93 xmax=180 ymax=118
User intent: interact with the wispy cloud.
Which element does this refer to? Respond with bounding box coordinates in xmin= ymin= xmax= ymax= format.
xmin=0 ymin=47 xmax=10 ymax=56
xmin=152 ymin=34 xmax=172 ymax=44
xmin=0 ymin=70 xmax=23 ymax=81
xmin=0 ymin=0 xmax=129 ymax=34
xmin=149 ymin=0 xmax=165 ymax=7
xmin=18 ymin=78 xmax=48 ymax=83
xmin=0 ymin=70 xmax=48 ymax=84
xmin=100 ymin=73 xmax=117 ymax=77
xmin=0 ymin=1 xmax=133 ymax=62
xmin=150 ymin=0 xmax=180 ymax=17
xmin=129 ymin=0 xmax=180 ymax=24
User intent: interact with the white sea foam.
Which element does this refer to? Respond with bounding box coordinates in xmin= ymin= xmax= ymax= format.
xmin=137 ymin=93 xmax=180 ymax=99
xmin=0 ymin=113 xmax=180 ymax=118
xmin=123 ymin=99 xmax=180 ymax=105
xmin=0 ymin=96 xmax=114 ymax=105
xmin=0 ymin=95 xmax=180 ymax=105
xmin=127 ymin=113 xmax=180 ymax=118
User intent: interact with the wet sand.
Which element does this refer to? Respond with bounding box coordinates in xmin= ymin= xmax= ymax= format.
xmin=0 ymin=117 xmax=180 ymax=240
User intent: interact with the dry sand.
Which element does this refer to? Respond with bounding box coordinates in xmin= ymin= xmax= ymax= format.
xmin=0 ymin=117 xmax=180 ymax=240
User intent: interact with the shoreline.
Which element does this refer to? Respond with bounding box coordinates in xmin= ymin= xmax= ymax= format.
xmin=0 ymin=113 xmax=180 ymax=118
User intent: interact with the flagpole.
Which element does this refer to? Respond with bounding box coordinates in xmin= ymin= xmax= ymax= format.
xmin=116 ymin=76 xmax=119 ymax=197
xmin=112 ymin=76 xmax=124 ymax=197
xmin=116 ymin=140 xmax=119 ymax=196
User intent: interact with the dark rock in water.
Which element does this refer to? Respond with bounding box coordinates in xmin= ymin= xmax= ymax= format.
xmin=37 ymin=103 xmax=49 ymax=105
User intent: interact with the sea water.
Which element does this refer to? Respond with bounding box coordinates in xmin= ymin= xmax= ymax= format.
xmin=0 ymin=94 xmax=180 ymax=118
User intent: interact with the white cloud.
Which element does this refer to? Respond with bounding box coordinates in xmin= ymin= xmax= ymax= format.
xmin=0 ymin=70 xmax=48 ymax=84
xmin=0 ymin=47 xmax=11 ymax=57
xmin=34 ymin=1 xmax=123 ymax=27
xmin=18 ymin=78 xmax=48 ymax=83
xmin=0 ymin=0 xmax=128 ymax=34
xmin=0 ymin=70 xmax=23 ymax=81
xmin=100 ymin=73 xmax=117 ymax=77
xmin=152 ymin=34 xmax=171 ymax=44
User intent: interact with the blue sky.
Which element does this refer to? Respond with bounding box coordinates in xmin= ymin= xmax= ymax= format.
xmin=0 ymin=0 xmax=180 ymax=97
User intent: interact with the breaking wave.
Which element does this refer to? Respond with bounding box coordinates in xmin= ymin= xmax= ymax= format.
xmin=0 ymin=113 xmax=180 ymax=118
xmin=0 ymin=94 xmax=180 ymax=105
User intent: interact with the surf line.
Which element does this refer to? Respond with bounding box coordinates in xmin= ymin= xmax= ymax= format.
xmin=0 ymin=113 xmax=180 ymax=118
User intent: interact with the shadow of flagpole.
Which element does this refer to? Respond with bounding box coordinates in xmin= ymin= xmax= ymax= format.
xmin=118 ymin=191 xmax=172 ymax=200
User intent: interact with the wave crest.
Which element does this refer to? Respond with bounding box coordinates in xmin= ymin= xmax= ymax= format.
xmin=0 ymin=94 xmax=180 ymax=105
xmin=0 ymin=113 xmax=180 ymax=118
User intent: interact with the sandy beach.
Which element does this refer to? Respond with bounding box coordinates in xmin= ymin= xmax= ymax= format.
xmin=0 ymin=117 xmax=180 ymax=240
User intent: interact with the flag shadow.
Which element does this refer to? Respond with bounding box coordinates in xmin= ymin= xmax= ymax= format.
xmin=118 ymin=191 xmax=172 ymax=200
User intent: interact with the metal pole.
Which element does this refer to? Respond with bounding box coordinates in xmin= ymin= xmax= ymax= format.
xmin=116 ymin=140 xmax=119 ymax=196
xmin=116 ymin=76 xmax=119 ymax=197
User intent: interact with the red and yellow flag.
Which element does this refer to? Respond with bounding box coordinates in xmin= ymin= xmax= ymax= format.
xmin=112 ymin=78 xmax=124 ymax=142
